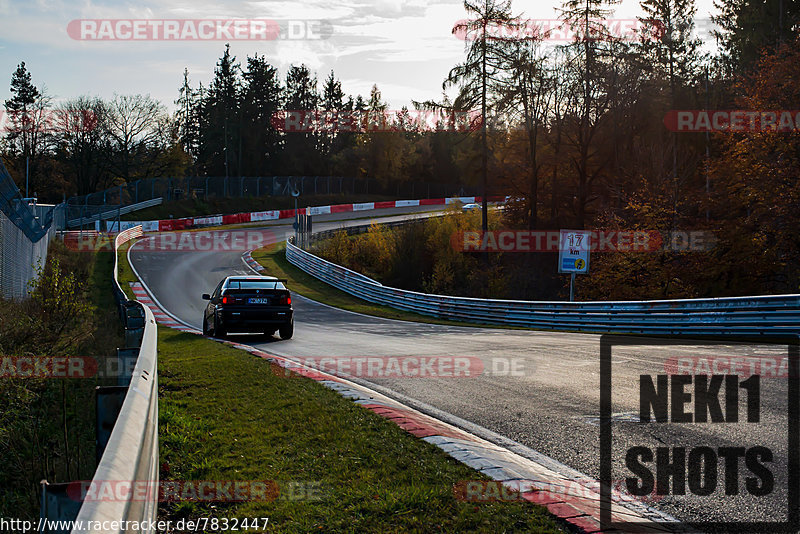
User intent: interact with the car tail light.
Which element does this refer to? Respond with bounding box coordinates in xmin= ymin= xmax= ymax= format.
xmin=222 ymin=295 xmax=232 ymax=304
xmin=279 ymin=296 xmax=291 ymax=306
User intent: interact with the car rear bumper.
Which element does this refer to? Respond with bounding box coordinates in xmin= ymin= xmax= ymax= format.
xmin=218 ymin=307 xmax=293 ymax=330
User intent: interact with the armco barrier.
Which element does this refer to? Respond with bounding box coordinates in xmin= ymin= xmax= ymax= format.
xmin=286 ymin=237 xmax=800 ymax=336
xmin=66 ymin=197 xmax=164 ymax=229
xmin=70 ymin=225 xmax=159 ymax=534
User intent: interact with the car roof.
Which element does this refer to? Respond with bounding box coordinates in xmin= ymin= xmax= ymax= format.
xmin=225 ymin=275 xmax=278 ymax=282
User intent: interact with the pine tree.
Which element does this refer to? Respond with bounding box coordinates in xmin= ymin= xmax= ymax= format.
xmin=175 ymin=68 xmax=200 ymax=171
xmin=241 ymin=55 xmax=283 ymax=175
xmin=5 ymin=62 xmax=40 ymax=113
xmin=320 ymin=71 xmax=346 ymax=173
xmin=712 ymin=0 xmax=800 ymax=75
xmin=200 ymin=44 xmax=242 ymax=177
xmin=637 ymin=0 xmax=704 ymax=226
xmin=4 ymin=62 xmax=48 ymax=195
xmin=446 ymin=0 xmax=519 ymax=232
xmin=283 ymin=65 xmax=320 ymax=174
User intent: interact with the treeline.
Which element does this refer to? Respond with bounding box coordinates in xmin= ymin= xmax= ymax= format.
xmin=433 ymin=0 xmax=800 ymax=297
xmin=313 ymin=210 xmax=545 ymax=300
xmin=174 ymin=46 xmax=470 ymax=186
xmin=1 ymin=68 xmax=189 ymax=201
xmin=1 ymin=48 xmax=470 ymax=203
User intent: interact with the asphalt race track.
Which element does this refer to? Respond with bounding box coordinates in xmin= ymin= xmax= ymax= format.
xmin=130 ymin=206 xmax=794 ymax=530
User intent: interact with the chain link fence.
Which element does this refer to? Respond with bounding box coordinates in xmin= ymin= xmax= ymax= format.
xmin=0 ymin=159 xmax=63 ymax=299
xmin=64 ymin=176 xmax=479 ymax=222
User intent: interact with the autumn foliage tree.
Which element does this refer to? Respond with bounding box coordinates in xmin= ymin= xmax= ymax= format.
xmin=706 ymin=37 xmax=800 ymax=294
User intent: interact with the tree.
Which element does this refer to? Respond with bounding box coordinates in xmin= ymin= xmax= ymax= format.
xmin=638 ymin=0 xmax=704 ymax=221
xmin=712 ymin=0 xmax=800 ymax=75
xmin=283 ymin=64 xmax=319 ymax=174
xmin=175 ymin=68 xmax=201 ymax=172
xmin=706 ymin=38 xmax=800 ymax=294
xmin=53 ymin=96 xmax=112 ymax=195
xmin=4 ymin=62 xmax=50 ymax=196
xmin=558 ymin=0 xmax=620 ymax=227
xmin=355 ymin=85 xmax=409 ymax=184
xmin=241 ymin=55 xmax=283 ymax=175
xmin=321 ymin=70 xmax=345 ymax=111
xmin=320 ymin=71 xmax=345 ymax=174
xmin=200 ymin=44 xmax=242 ymax=178
xmin=638 ymin=0 xmax=703 ymax=85
xmin=497 ymin=35 xmax=551 ymax=229
xmin=447 ymin=0 xmax=518 ymax=232
xmin=106 ymin=94 xmax=166 ymax=182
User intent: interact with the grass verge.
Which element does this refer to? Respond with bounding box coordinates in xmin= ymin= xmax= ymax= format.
xmin=116 ymin=240 xmax=137 ymax=300
xmin=250 ymin=242 xmax=516 ymax=329
xmin=0 ymin=244 xmax=124 ymax=520
xmin=157 ymin=327 xmax=563 ymax=532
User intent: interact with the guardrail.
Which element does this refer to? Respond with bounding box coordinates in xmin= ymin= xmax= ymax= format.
xmin=286 ymin=233 xmax=800 ymax=336
xmin=66 ymin=197 xmax=164 ymax=229
xmin=69 ymin=225 xmax=159 ymax=533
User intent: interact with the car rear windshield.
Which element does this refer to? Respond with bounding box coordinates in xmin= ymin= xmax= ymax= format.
xmin=226 ymin=280 xmax=286 ymax=290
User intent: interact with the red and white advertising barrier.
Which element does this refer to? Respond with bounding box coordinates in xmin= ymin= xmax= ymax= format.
xmin=102 ymin=196 xmax=494 ymax=233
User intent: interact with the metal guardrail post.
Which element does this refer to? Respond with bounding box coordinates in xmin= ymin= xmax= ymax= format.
xmin=116 ymin=348 xmax=140 ymax=387
xmin=40 ymin=481 xmax=84 ymax=534
xmin=95 ymin=385 xmax=128 ymax=464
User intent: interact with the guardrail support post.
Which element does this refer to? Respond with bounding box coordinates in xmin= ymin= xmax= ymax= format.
xmin=125 ymin=326 xmax=144 ymax=348
xmin=95 ymin=385 xmax=128 ymax=464
xmin=569 ymin=273 xmax=575 ymax=302
xmin=40 ymin=480 xmax=83 ymax=534
xmin=116 ymin=347 xmax=140 ymax=387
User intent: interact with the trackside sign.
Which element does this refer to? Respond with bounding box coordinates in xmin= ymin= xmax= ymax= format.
xmin=558 ymin=229 xmax=590 ymax=274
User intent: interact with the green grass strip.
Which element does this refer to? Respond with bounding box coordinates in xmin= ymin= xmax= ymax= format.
xmin=157 ymin=327 xmax=563 ymax=532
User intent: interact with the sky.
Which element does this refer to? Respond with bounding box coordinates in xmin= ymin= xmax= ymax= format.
xmin=0 ymin=0 xmax=721 ymax=113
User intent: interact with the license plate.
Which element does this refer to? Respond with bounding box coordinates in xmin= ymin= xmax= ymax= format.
xmin=248 ymin=298 xmax=270 ymax=304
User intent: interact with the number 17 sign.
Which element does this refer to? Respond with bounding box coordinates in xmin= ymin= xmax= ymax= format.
xmin=558 ymin=229 xmax=590 ymax=274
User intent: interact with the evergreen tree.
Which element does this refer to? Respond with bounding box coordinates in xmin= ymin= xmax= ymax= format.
xmin=175 ymin=68 xmax=201 ymax=172
xmin=712 ymin=0 xmax=800 ymax=75
xmin=241 ymin=54 xmax=283 ymax=175
xmin=446 ymin=0 xmax=518 ymax=232
xmin=558 ymin=0 xmax=621 ymax=227
xmin=320 ymin=71 xmax=346 ymax=174
xmin=200 ymin=44 xmax=242 ymax=177
xmin=283 ymin=64 xmax=320 ymax=174
xmin=4 ymin=62 xmax=48 ymax=195
xmin=638 ymin=0 xmax=703 ymax=85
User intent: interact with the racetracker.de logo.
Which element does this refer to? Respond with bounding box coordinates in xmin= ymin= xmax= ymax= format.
xmin=66 ymin=480 xmax=323 ymax=502
xmin=452 ymin=230 xmax=715 ymax=253
xmin=0 ymin=110 xmax=98 ymax=133
xmin=664 ymin=355 xmax=793 ymax=378
xmin=0 ymin=356 xmax=96 ymax=378
xmin=453 ymin=18 xmax=665 ymax=42
xmin=64 ymin=229 xmax=277 ymax=253
xmin=276 ymin=356 xmax=527 ymax=379
xmin=67 ymin=19 xmax=332 ymax=40
xmin=272 ymin=110 xmax=482 ymax=134
xmin=664 ymin=110 xmax=800 ymax=132
xmin=453 ymin=479 xmax=663 ymax=505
